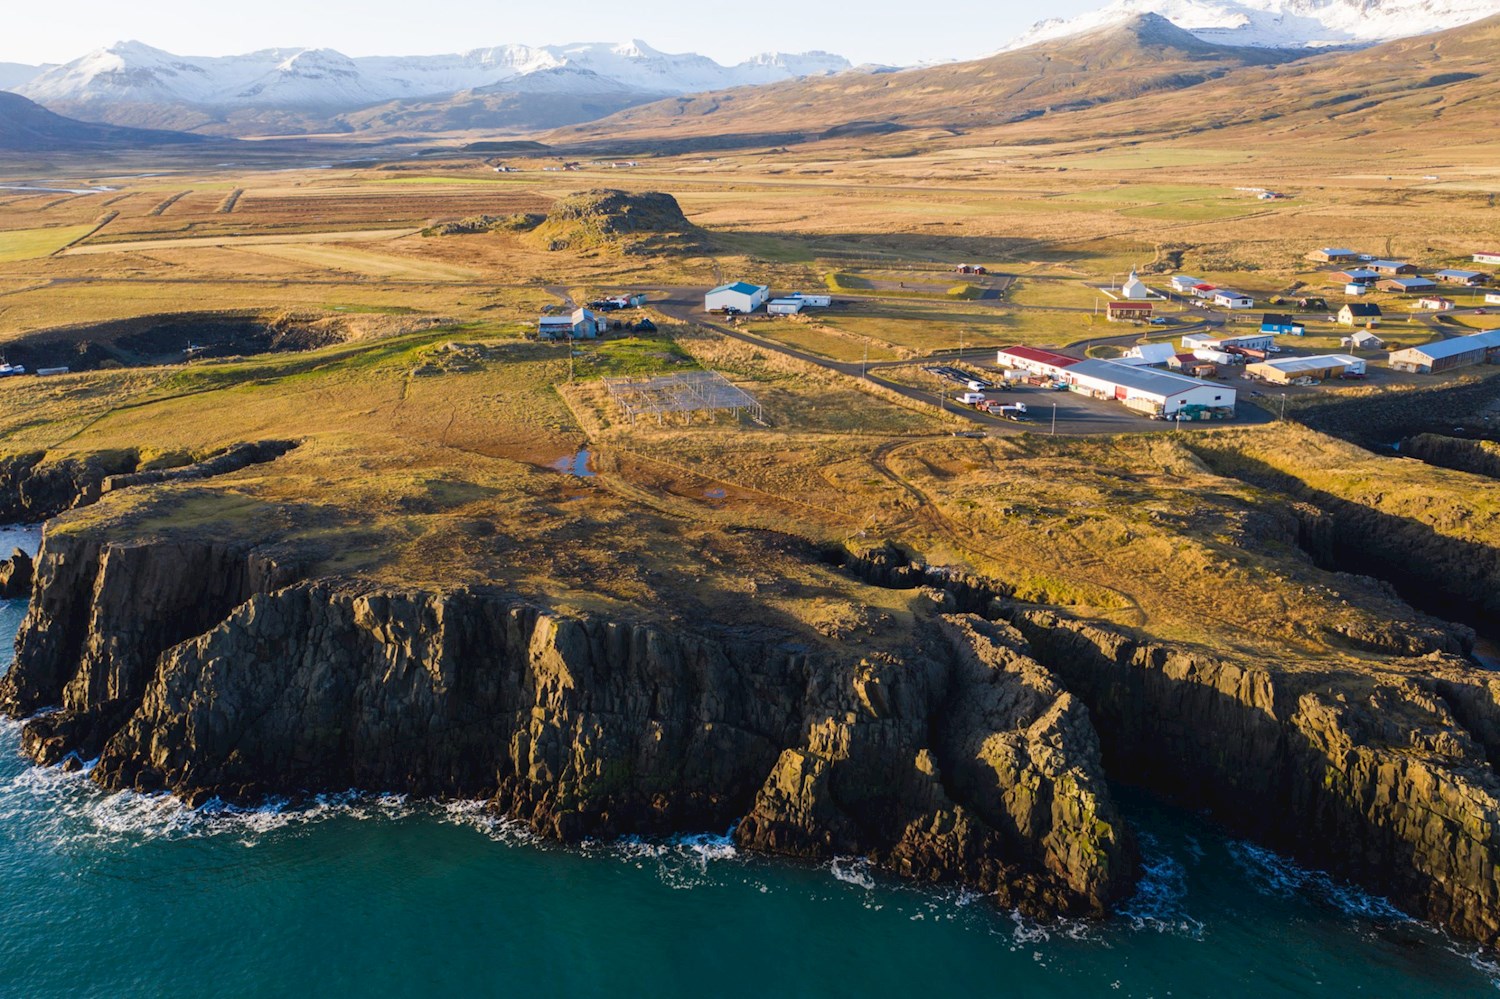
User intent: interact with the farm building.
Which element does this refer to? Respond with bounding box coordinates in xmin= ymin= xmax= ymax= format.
xmin=1168 ymin=353 xmax=1218 ymax=377
xmin=767 ymin=298 xmax=805 ymax=315
xmin=1192 ymin=283 xmax=1218 ymax=298
xmin=1388 ymin=329 xmax=1500 ymax=374
xmin=1308 ymin=248 xmax=1359 ymax=263
xmin=1436 ymin=269 xmax=1488 ymax=286
xmin=537 ymin=308 xmax=600 ymax=340
xmin=1338 ymin=303 xmax=1383 ymax=326
xmin=1170 ymin=275 xmax=1203 ymax=294
xmin=1345 ymin=330 xmax=1385 ymax=350
xmin=1062 ymin=359 xmax=1237 ymax=417
xmin=1417 ymin=296 xmax=1456 ymax=311
xmin=1107 ymin=301 xmax=1154 ymax=322
xmin=1120 ymin=270 xmax=1150 ymax=300
xmin=1333 ymin=269 xmax=1379 ymax=286
xmin=1377 ymin=277 xmax=1437 ymax=294
xmin=1245 ymin=354 xmax=1365 ymax=384
xmin=1261 ymin=314 xmax=1305 ymax=335
xmin=995 ymin=346 xmax=1079 ymax=380
xmin=1119 ymin=343 xmax=1177 ymax=366
xmin=1474 ymin=252 xmax=1500 ymax=265
xmin=1488 ymin=293 xmax=1500 ymax=305
xmin=1213 ymin=290 xmax=1255 ymax=309
xmin=789 ymin=293 xmax=832 ymax=307
xmin=1369 ymin=260 xmax=1419 ymax=276
xmin=705 ymin=281 xmax=770 ymax=313
xmin=1182 ymin=333 xmax=1274 ymax=352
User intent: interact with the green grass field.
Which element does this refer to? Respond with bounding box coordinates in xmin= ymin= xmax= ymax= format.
xmin=0 ymin=225 xmax=97 ymax=262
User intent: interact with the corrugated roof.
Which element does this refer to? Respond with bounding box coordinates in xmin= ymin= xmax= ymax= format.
xmin=1381 ymin=277 xmax=1435 ymax=288
xmin=996 ymin=345 xmax=1079 ymax=367
xmin=1436 ymin=270 xmax=1483 ymax=279
xmin=1250 ymin=354 xmax=1361 ymax=374
xmin=1400 ymin=329 xmax=1500 ymax=361
xmin=1369 ymin=260 xmax=1410 ymax=269
xmin=1069 ymin=359 xmax=1227 ymax=399
xmin=710 ymin=281 xmax=766 ymax=296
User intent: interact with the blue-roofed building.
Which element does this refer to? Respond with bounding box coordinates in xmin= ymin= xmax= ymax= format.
xmin=1388 ymin=329 xmax=1500 ymax=374
xmin=1436 ymin=269 xmax=1489 ymax=287
xmin=705 ymin=281 xmax=770 ymax=313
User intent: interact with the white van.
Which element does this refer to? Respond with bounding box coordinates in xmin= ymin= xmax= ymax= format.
xmin=957 ymin=392 xmax=986 ymax=405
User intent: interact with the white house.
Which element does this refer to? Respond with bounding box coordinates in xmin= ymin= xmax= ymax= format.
xmin=1118 ymin=343 xmax=1178 ymax=367
xmin=1120 ymin=270 xmax=1150 ymax=300
xmin=705 ymin=282 xmax=770 ymax=313
xmin=1170 ymin=276 xmax=1202 ymax=294
xmin=1474 ymin=252 xmax=1500 ymax=265
xmin=1346 ymin=330 xmax=1385 ymax=350
xmin=1063 ymin=359 xmax=1237 ymax=417
xmin=1213 ymin=290 xmax=1255 ymax=309
xmin=767 ymin=298 xmax=805 ymax=315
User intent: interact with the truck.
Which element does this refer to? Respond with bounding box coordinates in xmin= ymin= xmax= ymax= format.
xmin=983 ymin=401 xmax=1028 ymax=417
xmin=957 ymin=392 xmax=986 ymax=405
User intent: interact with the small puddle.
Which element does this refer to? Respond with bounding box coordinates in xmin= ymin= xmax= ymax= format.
xmin=704 ymin=488 xmax=727 ymax=500
xmin=549 ymin=450 xmax=595 ymax=478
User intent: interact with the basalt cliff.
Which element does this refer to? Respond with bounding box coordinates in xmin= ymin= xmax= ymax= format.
xmin=4 ymin=523 xmax=1500 ymax=945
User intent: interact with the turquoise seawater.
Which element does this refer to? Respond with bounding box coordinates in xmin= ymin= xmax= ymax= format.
xmin=1 ymin=529 xmax=1497 ymax=996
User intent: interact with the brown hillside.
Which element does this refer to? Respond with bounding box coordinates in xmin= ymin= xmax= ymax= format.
xmin=551 ymin=14 xmax=1308 ymax=148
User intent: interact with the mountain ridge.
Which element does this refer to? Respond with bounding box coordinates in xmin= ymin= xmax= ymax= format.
xmin=7 ymin=39 xmax=850 ymax=135
xmin=0 ymin=91 xmax=207 ymax=153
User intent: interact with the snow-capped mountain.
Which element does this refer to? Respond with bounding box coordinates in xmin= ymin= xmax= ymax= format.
xmin=1007 ymin=0 xmax=1500 ymax=49
xmin=13 ymin=40 xmax=850 ymax=110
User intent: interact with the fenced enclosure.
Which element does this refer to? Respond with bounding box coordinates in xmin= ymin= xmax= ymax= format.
xmin=603 ymin=370 xmax=764 ymax=425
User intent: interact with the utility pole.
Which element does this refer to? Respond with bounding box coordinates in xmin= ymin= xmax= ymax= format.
xmin=1280 ymin=393 xmax=1287 ymax=421
xmin=1051 ymin=402 xmax=1057 ymax=436
xmin=567 ymin=330 xmax=574 ymax=382
xmin=862 ymin=339 xmax=869 ymax=379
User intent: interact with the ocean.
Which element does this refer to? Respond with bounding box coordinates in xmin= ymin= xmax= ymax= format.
xmin=1 ymin=525 xmax=1496 ymax=997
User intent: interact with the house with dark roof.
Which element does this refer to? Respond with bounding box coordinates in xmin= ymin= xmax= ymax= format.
xmin=1338 ymin=302 xmax=1383 ymax=326
xmin=1368 ymin=260 xmax=1419 ymax=276
xmin=1332 ymin=269 xmax=1379 ymax=286
xmin=1260 ymin=313 xmax=1305 ymax=335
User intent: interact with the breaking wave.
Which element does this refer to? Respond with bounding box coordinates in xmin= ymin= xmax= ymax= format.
xmin=1116 ymin=833 xmax=1205 ymax=938
xmin=1227 ymin=839 xmax=1409 ymax=921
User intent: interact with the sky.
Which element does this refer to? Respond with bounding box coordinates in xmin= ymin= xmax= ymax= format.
xmin=0 ymin=0 xmax=1101 ymax=67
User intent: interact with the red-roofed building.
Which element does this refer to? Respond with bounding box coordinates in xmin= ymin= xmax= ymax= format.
xmin=1192 ymin=283 xmax=1217 ymax=299
xmin=995 ymin=346 xmax=1080 ymax=380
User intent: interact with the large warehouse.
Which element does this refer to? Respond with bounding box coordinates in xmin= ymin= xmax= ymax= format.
xmin=705 ymin=281 xmax=770 ymax=313
xmin=1388 ymin=330 xmax=1500 ymax=374
xmin=1245 ymin=354 xmax=1365 ymax=384
xmin=1063 ymin=359 xmax=1237 ymax=417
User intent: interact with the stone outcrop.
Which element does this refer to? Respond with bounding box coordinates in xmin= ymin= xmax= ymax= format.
xmin=0 ymin=547 xmax=32 ymax=598
xmin=0 ymin=441 xmax=298 ymax=523
xmin=0 ymin=534 xmax=1135 ymax=918
xmin=1003 ymin=607 xmax=1500 ymax=948
xmin=1401 ymin=434 xmax=1500 ymax=481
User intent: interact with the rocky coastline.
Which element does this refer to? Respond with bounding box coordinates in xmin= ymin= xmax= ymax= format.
xmin=4 ymin=457 xmax=1500 ymax=946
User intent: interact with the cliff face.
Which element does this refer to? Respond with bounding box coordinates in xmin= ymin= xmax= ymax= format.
xmin=1401 ymin=434 xmax=1500 ymax=481
xmin=1006 ymin=608 xmax=1500 ymax=947
xmin=0 ymin=534 xmax=1134 ymax=918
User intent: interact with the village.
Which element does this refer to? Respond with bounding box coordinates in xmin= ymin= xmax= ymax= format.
xmin=526 ymin=249 xmax=1500 ymax=430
